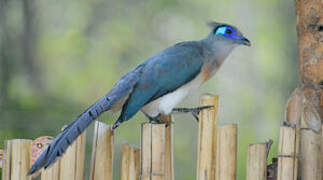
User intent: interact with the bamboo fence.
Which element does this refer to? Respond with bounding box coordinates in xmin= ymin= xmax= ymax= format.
xmin=0 ymin=94 xmax=322 ymax=180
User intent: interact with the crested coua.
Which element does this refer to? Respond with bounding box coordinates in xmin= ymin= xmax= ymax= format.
xmin=28 ymin=21 xmax=251 ymax=175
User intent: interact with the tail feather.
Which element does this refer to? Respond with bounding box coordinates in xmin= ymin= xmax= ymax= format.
xmin=27 ymin=64 xmax=143 ymax=176
xmin=27 ymin=97 xmax=109 ymax=176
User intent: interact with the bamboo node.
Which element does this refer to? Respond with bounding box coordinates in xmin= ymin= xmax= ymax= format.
xmin=151 ymin=172 xmax=165 ymax=176
xmin=277 ymin=154 xmax=299 ymax=158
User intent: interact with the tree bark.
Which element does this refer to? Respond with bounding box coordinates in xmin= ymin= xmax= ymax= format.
xmin=295 ymin=0 xmax=323 ymax=119
xmin=292 ymin=0 xmax=323 ymax=179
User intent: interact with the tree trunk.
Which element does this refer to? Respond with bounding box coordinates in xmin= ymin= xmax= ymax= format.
xmin=288 ymin=0 xmax=323 ymax=179
xmin=295 ymin=0 xmax=323 ymax=119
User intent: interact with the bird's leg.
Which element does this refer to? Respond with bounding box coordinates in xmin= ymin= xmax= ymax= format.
xmin=146 ymin=114 xmax=163 ymax=124
xmin=171 ymin=105 xmax=213 ymax=121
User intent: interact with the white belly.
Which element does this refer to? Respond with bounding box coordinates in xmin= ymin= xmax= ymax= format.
xmin=141 ymin=73 xmax=204 ymax=117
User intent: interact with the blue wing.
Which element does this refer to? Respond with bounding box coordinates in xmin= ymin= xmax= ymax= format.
xmin=116 ymin=41 xmax=205 ymax=123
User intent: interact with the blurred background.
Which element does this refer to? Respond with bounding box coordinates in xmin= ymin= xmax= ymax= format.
xmin=0 ymin=0 xmax=298 ymax=179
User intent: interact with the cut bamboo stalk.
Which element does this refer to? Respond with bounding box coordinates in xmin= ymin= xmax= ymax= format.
xmin=59 ymin=131 xmax=86 ymax=180
xmin=121 ymin=143 xmax=140 ymax=180
xmin=29 ymin=136 xmax=54 ymax=179
xmin=2 ymin=141 xmax=11 ymax=180
xmin=41 ymin=162 xmax=60 ymax=180
xmin=299 ymin=128 xmax=322 ymax=180
xmin=215 ymin=124 xmax=237 ymax=180
xmin=160 ymin=114 xmax=174 ymax=180
xmin=2 ymin=139 xmax=32 ymax=180
xmin=196 ymin=94 xmax=219 ymax=180
xmin=75 ymin=131 xmax=86 ymax=180
xmin=0 ymin=149 xmax=3 ymax=168
xmin=90 ymin=121 xmax=114 ymax=180
xmin=246 ymin=143 xmax=267 ymax=180
xmin=141 ymin=123 xmax=166 ymax=180
xmin=277 ymin=126 xmax=299 ymax=180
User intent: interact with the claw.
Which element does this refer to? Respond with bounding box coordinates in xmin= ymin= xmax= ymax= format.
xmin=194 ymin=105 xmax=214 ymax=112
xmin=171 ymin=105 xmax=214 ymax=122
xmin=112 ymin=121 xmax=121 ymax=130
xmin=192 ymin=112 xmax=199 ymax=122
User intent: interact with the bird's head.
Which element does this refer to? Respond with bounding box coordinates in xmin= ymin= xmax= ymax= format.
xmin=205 ymin=22 xmax=251 ymax=48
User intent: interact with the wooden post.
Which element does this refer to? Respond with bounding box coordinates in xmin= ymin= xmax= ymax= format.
xmin=140 ymin=123 xmax=166 ymax=180
xmin=121 ymin=143 xmax=140 ymax=180
xmin=90 ymin=121 xmax=114 ymax=180
xmin=160 ymin=115 xmax=174 ymax=180
xmin=196 ymin=94 xmax=218 ymax=180
xmin=59 ymin=131 xmax=86 ymax=180
xmin=215 ymin=124 xmax=237 ymax=180
xmin=246 ymin=143 xmax=267 ymax=180
xmin=277 ymin=126 xmax=299 ymax=180
xmin=2 ymin=139 xmax=32 ymax=180
xmin=299 ymin=129 xmax=322 ymax=180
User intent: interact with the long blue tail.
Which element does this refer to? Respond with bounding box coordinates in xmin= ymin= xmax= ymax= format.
xmin=27 ymin=97 xmax=110 ymax=175
xmin=27 ymin=65 xmax=143 ymax=176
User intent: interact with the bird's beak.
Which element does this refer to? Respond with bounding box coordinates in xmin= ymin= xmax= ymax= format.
xmin=239 ymin=37 xmax=251 ymax=46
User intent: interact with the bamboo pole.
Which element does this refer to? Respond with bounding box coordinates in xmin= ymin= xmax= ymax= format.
xmin=121 ymin=143 xmax=140 ymax=180
xmin=2 ymin=141 xmax=11 ymax=180
xmin=59 ymin=131 xmax=86 ymax=180
xmin=246 ymin=143 xmax=267 ymax=180
xmin=28 ymin=136 xmax=58 ymax=180
xmin=299 ymin=128 xmax=322 ymax=180
xmin=196 ymin=94 xmax=218 ymax=180
xmin=41 ymin=162 xmax=60 ymax=180
xmin=90 ymin=121 xmax=114 ymax=180
xmin=294 ymin=0 xmax=323 ymax=177
xmin=290 ymin=0 xmax=323 ymax=177
xmin=28 ymin=136 xmax=54 ymax=179
xmin=160 ymin=114 xmax=174 ymax=180
xmin=277 ymin=126 xmax=299 ymax=180
xmin=0 ymin=149 xmax=3 ymax=168
xmin=2 ymin=139 xmax=32 ymax=180
xmin=140 ymin=123 xmax=166 ymax=180
xmin=75 ymin=131 xmax=86 ymax=180
xmin=215 ymin=124 xmax=237 ymax=180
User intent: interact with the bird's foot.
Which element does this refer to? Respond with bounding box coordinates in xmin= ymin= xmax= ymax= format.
xmin=172 ymin=105 xmax=213 ymax=122
xmin=148 ymin=114 xmax=163 ymax=124
xmin=112 ymin=121 xmax=121 ymax=130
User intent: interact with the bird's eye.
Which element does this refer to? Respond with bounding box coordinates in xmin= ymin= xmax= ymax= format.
xmin=225 ymin=29 xmax=232 ymax=34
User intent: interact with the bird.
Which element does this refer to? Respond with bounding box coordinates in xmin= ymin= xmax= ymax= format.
xmin=27 ymin=21 xmax=251 ymax=176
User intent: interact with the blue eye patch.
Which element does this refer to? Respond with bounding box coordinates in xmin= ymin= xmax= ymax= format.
xmin=215 ymin=26 xmax=234 ymax=36
xmin=214 ymin=25 xmax=243 ymax=40
xmin=215 ymin=26 xmax=228 ymax=35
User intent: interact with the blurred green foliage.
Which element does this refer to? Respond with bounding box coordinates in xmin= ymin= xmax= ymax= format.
xmin=0 ymin=0 xmax=298 ymax=179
